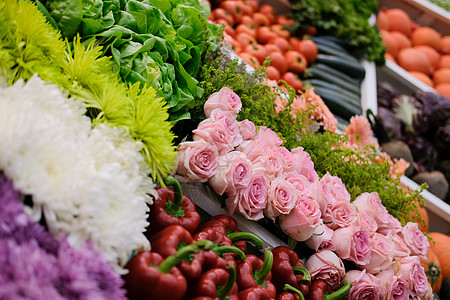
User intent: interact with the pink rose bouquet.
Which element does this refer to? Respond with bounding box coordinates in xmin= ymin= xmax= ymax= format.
xmin=388 ymin=233 xmax=411 ymax=259
xmin=237 ymin=119 xmax=256 ymax=141
xmin=305 ymin=250 xmax=346 ymax=290
xmin=377 ymin=213 xmax=402 ymax=236
xmin=352 ymin=192 xmax=390 ymax=228
xmin=254 ymin=126 xmax=283 ymax=150
xmin=344 ymin=269 xmax=380 ymax=300
xmin=206 ymin=108 xmax=242 ymax=147
xmin=192 ymin=122 xmax=234 ymax=155
xmin=376 ymin=269 xmax=410 ymax=300
xmin=225 ymin=169 xmax=269 ymax=221
xmin=239 ymin=139 xmax=272 ymax=162
xmin=279 ymin=196 xmax=321 ymax=241
xmin=364 ymin=233 xmax=394 ymax=274
xmin=399 ymin=222 xmax=430 ymax=256
xmin=395 ymin=256 xmax=431 ymax=298
xmin=286 ymin=147 xmax=319 ymax=183
xmin=305 ymin=223 xmax=336 ymax=252
xmin=253 ymin=155 xmax=283 ymax=179
xmin=325 ymin=200 xmax=357 ymax=230
xmin=273 ymin=146 xmax=295 ymax=170
xmin=284 ymin=171 xmax=311 ymax=198
xmin=332 ymin=225 xmax=372 ymax=266
xmin=208 ymin=151 xmax=252 ymax=196
xmin=204 ymin=86 xmax=242 ymax=117
xmin=264 ymin=178 xmax=297 ymax=220
xmin=176 ymin=140 xmax=219 ymax=183
xmin=355 ymin=211 xmax=378 ymax=234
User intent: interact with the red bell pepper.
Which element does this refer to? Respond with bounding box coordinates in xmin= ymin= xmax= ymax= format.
xmin=276 ymin=284 xmax=305 ymax=300
xmin=236 ymin=250 xmax=276 ymax=298
xmin=124 ymin=241 xmax=209 ymax=300
xmin=202 ymin=244 xmax=245 ymax=272
xmin=146 ymin=176 xmax=200 ymax=236
xmin=196 ymin=215 xmax=263 ymax=252
xmin=307 ymin=280 xmax=350 ymax=300
xmin=187 ymin=263 xmax=239 ymax=300
xmin=238 ymin=286 xmax=273 ymax=300
xmin=271 ymin=246 xmax=311 ymax=296
xmin=150 ymin=225 xmax=210 ymax=282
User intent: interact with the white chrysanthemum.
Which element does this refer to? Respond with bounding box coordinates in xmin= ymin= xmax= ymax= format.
xmin=0 ymin=75 xmax=155 ymax=271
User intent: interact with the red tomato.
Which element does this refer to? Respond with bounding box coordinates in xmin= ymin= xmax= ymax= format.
xmin=215 ymin=19 xmax=235 ymax=37
xmin=269 ymin=37 xmax=290 ymax=52
xmin=239 ymin=1 xmax=254 ymax=15
xmin=294 ymin=39 xmax=318 ymax=64
xmin=256 ymin=26 xmax=278 ymax=44
xmin=267 ymin=51 xmax=287 ymax=75
xmin=282 ymin=72 xmax=304 ymax=92
xmin=267 ymin=66 xmax=281 ymax=81
xmin=244 ymin=0 xmax=259 ymax=11
xmin=236 ymin=24 xmax=256 ymax=37
xmin=289 ymin=36 xmax=301 ymax=48
xmin=229 ymin=38 xmax=243 ymax=54
xmin=241 ymin=15 xmax=255 ymax=26
xmin=264 ymin=43 xmax=282 ymax=54
xmin=212 ymin=8 xmax=234 ymax=26
xmin=276 ymin=15 xmax=295 ymax=27
xmin=239 ymin=52 xmax=260 ymax=69
xmin=253 ymin=12 xmax=271 ymax=27
xmin=235 ymin=32 xmax=257 ymax=48
xmin=284 ymin=50 xmax=308 ymax=73
xmin=220 ymin=1 xmax=243 ymax=24
xmin=305 ymin=25 xmax=317 ymax=36
xmin=258 ymin=4 xmax=277 ymax=24
xmin=245 ymin=43 xmax=268 ymax=65
xmin=271 ymin=24 xmax=290 ymax=39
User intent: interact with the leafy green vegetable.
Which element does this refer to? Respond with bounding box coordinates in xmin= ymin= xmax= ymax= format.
xmin=40 ymin=0 xmax=222 ymax=122
xmin=288 ymin=0 xmax=386 ymax=64
xmin=1 ymin=0 xmax=177 ymax=183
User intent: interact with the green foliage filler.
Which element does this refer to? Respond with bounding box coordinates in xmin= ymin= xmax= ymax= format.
xmin=0 ymin=0 xmax=177 ymax=183
xmin=289 ymin=0 xmax=386 ymax=65
xmin=189 ymin=45 xmax=424 ymax=225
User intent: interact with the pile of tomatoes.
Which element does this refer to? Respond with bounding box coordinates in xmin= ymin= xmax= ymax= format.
xmin=208 ymin=0 xmax=319 ymax=92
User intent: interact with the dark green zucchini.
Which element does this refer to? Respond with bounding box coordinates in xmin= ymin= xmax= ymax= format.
xmin=315 ymin=54 xmax=366 ymax=79
xmin=307 ymin=67 xmax=361 ymax=96
xmin=314 ymin=63 xmax=361 ymax=85
xmin=312 ymin=86 xmax=362 ymax=120
xmin=311 ymin=37 xmax=349 ymax=52
xmin=307 ymin=79 xmax=361 ymax=106
xmin=316 ymin=43 xmax=359 ymax=63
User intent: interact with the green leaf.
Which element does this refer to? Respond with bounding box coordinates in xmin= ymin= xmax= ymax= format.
xmin=45 ymin=0 xmax=83 ymax=38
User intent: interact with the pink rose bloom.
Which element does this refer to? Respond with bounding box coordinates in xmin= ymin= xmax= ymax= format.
xmin=355 ymin=211 xmax=378 ymax=234
xmin=352 ymin=192 xmax=390 ymax=228
xmin=305 ymin=250 xmax=346 ymax=290
xmin=376 ymin=269 xmax=410 ymax=300
xmin=239 ymin=139 xmax=272 ymax=162
xmin=332 ymin=225 xmax=371 ymax=265
xmin=284 ymin=171 xmax=312 ymax=198
xmin=364 ymin=233 xmax=394 ymax=274
xmin=208 ymin=151 xmax=252 ymax=196
xmin=343 ymin=269 xmax=380 ymax=300
xmin=273 ymin=146 xmax=295 ymax=170
xmin=377 ymin=214 xmax=402 ymax=236
xmin=253 ymin=155 xmax=283 ymax=180
xmin=325 ymin=200 xmax=357 ymax=230
xmin=254 ymin=126 xmax=283 ymax=149
xmin=388 ymin=233 xmax=411 ymax=259
xmin=286 ymin=147 xmax=319 ymax=183
xmin=305 ymin=223 xmax=336 ymax=252
xmin=279 ymin=196 xmax=321 ymax=241
xmin=192 ymin=122 xmax=234 ymax=155
xmin=225 ymin=170 xmax=269 ymax=221
xmin=310 ymin=172 xmax=350 ymax=220
xmin=399 ymin=222 xmax=430 ymax=256
xmin=395 ymin=256 xmax=430 ymax=298
xmin=204 ymin=87 xmax=242 ymax=117
xmin=237 ymin=119 xmax=256 ymax=141
xmin=176 ymin=140 xmax=218 ymax=183
xmin=207 ymin=108 xmax=242 ymax=147
xmin=264 ymin=178 xmax=297 ymax=220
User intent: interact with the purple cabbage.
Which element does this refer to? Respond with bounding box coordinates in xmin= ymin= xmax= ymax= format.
xmin=377 ymin=82 xmax=399 ymax=108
